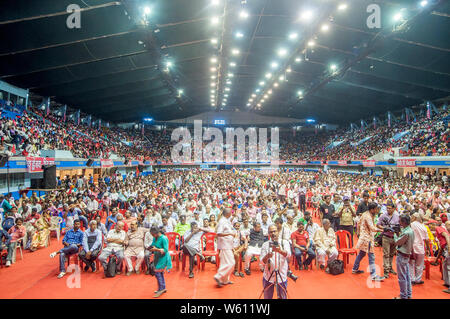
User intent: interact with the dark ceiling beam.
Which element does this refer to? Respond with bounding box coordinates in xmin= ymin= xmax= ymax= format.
xmin=333 ymin=23 xmax=450 ymax=53
xmin=67 ymin=81 xmax=165 ymax=105
xmin=0 ymin=1 xmax=121 ymax=25
xmin=303 ymin=57 xmax=450 ymax=97
xmin=89 ymin=92 xmax=172 ymax=114
xmin=37 ymin=68 xmax=161 ymax=97
xmin=315 ymin=44 xmax=450 ymax=77
xmin=107 ymin=100 xmax=179 ymax=121
xmin=1 ymin=49 xmax=148 ymax=79
xmin=0 ymin=30 xmax=141 ymax=57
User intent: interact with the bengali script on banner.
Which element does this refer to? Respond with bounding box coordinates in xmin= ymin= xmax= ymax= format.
xmin=100 ymin=159 xmax=114 ymax=168
xmin=363 ymin=160 xmax=376 ymax=167
xmin=396 ymin=158 xmax=416 ymax=167
xmin=25 ymin=157 xmax=55 ymax=172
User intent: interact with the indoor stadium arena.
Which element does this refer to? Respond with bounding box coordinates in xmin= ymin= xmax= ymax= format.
xmin=0 ymin=0 xmax=449 ymax=305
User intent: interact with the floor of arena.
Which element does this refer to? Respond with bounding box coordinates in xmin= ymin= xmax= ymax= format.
xmin=1 ymin=223 xmax=446 ymax=299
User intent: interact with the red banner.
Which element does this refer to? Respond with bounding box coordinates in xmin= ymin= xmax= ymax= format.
xmin=338 ymin=160 xmax=347 ymax=166
xmin=26 ymin=157 xmax=55 ymax=172
xmin=397 ymin=158 xmax=416 ymax=167
xmin=100 ymin=159 xmax=114 ymax=168
xmin=363 ymin=160 xmax=376 ymax=167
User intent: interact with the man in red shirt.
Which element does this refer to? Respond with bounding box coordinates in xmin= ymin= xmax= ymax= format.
xmin=291 ymin=222 xmax=316 ymax=270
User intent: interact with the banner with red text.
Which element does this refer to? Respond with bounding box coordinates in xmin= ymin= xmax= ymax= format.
xmin=363 ymin=160 xmax=376 ymax=167
xmin=26 ymin=157 xmax=55 ymax=172
xmin=396 ymin=158 xmax=416 ymax=167
xmin=100 ymin=159 xmax=114 ymax=168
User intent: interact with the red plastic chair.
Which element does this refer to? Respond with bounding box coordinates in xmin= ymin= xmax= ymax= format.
xmin=424 ymin=240 xmax=442 ymax=280
xmin=200 ymin=232 xmax=220 ymax=270
xmin=165 ymin=232 xmax=181 ymax=269
xmin=79 ymin=234 xmax=104 ymax=272
xmin=291 ymin=247 xmax=313 ymax=270
xmin=335 ymin=230 xmax=357 ymax=269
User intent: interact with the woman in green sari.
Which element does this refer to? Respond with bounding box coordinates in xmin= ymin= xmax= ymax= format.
xmin=149 ymin=226 xmax=172 ymax=298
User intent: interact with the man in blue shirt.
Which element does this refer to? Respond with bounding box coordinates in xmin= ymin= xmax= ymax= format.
xmin=79 ymin=220 xmax=103 ymax=272
xmin=50 ymin=219 xmax=84 ymax=278
xmin=105 ymin=208 xmax=118 ymax=231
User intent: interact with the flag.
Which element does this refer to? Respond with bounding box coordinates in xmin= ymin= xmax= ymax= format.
xmin=388 ymin=113 xmax=391 ymax=128
xmin=87 ymin=115 xmax=92 ymax=126
xmin=62 ymin=105 xmax=67 ymax=122
xmin=373 ymin=117 xmax=376 ymax=129
xmin=45 ymin=98 xmax=50 ymax=116
xmin=98 ymin=119 xmax=101 ymax=129
xmin=426 ymin=102 xmax=431 ymax=119
xmin=293 ymin=127 xmax=296 ymax=137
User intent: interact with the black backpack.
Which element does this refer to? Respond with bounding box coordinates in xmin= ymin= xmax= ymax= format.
xmin=105 ymin=256 xmax=117 ymax=278
xmin=327 ymin=260 xmax=344 ymax=275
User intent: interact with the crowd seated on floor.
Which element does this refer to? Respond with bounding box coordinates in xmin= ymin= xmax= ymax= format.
xmin=1 ymin=169 xmax=449 ymax=295
xmin=0 ymin=100 xmax=448 ymax=162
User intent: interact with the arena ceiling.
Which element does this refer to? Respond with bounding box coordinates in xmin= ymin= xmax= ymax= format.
xmin=0 ymin=0 xmax=449 ymax=125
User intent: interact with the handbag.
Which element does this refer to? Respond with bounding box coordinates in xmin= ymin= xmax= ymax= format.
xmin=105 ymin=255 xmax=117 ymax=278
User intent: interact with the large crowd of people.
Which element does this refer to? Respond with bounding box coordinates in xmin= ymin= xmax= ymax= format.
xmin=1 ymin=168 xmax=449 ymax=298
xmin=0 ymin=100 xmax=448 ymax=162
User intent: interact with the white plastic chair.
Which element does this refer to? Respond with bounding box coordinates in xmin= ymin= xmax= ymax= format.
xmin=12 ymin=238 xmax=24 ymax=263
xmin=49 ymin=216 xmax=63 ymax=241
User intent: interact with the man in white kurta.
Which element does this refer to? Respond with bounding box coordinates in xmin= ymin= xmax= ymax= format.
xmin=214 ymin=208 xmax=236 ymax=286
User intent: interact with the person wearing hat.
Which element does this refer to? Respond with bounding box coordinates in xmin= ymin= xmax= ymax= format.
xmin=337 ymin=196 xmax=356 ymax=246
xmin=377 ymin=201 xmax=400 ymax=278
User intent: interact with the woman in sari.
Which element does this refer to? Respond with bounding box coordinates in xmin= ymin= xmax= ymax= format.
xmin=30 ymin=211 xmax=51 ymax=252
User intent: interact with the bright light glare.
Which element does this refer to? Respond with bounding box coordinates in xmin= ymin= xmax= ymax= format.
xmin=271 ymin=62 xmax=279 ymax=69
xmin=210 ymin=67 xmax=216 ymax=72
xmin=229 ymin=62 xmax=236 ymax=67
xmin=144 ymin=7 xmax=151 ymax=15
xmin=277 ymin=48 xmax=288 ymax=57
xmin=279 ymin=75 xmax=284 ymax=81
xmin=210 ymin=57 xmax=217 ymax=63
xmin=420 ymin=0 xmax=428 ymax=7
xmin=211 ymin=17 xmax=220 ymax=25
xmin=330 ymin=64 xmax=337 ymax=71
xmin=295 ymin=57 xmax=302 ymax=62
xmin=274 ymin=82 xmax=279 ymax=87
xmin=166 ymin=61 xmax=173 ymax=67
xmin=321 ymin=24 xmax=329 ymax=32
xmin=265 ymin=73 xmax=272 ymax=79
xmin=338 ymin=3 xmax=348 ymax=11
xmin=288 ymin=32 xmax=298 ymax=40
xmin=252 ymin=94 xmax=256 ymax=97
xmin=240 ymin=10 xmax=249 ymax=19
xmin=211 ymin=38 xmax=218 ymax=44
xmin=178 ymin=89 xmax=184 ymax=94
xmin=231 ymin=49 xmax=240 ymax=55
xmin=393 ymin=12 xmax=403 ymax=21
xmin=211 ymin=0 xmax=220 ymax=5
xmin=236 ymin=32 xmax=244 ymax=38
xmin=300 ymin=10 xmax=313 ymax=21
xmin=297 ymin=90 xmax=303 ymax=96
xmin=307 ymin=40 xmax=315 ymax=47
xmin=286 ymin=67 xmax=292 ymax=73
xmin=259 ymin=81 xmax=265 ymax=86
